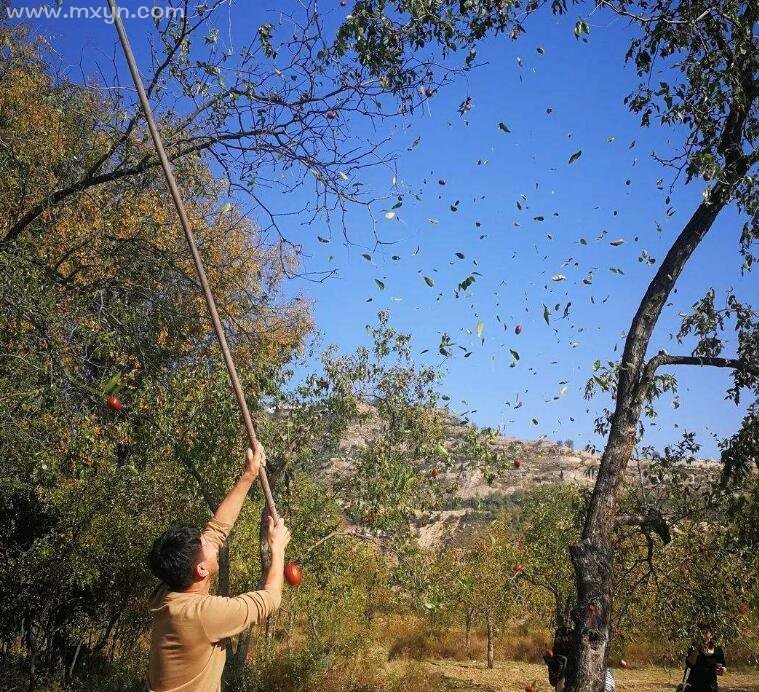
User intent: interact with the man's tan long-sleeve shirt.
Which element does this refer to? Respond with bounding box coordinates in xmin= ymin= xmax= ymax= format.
xmin=147 ymin=519 xmax=280 ymax=692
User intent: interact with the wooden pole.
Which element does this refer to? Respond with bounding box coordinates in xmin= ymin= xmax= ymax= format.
xmin=106 ymin=0 xmax=279 ymax=521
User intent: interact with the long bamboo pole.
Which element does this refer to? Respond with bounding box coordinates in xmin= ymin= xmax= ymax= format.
xmin=106 ymin=0 xmax=279 ymax=522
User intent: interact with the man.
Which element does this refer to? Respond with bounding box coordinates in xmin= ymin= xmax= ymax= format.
xmin=146 ymin=441 xmax=291 ymax=691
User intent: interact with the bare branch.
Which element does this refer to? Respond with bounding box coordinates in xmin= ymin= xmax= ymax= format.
xmin=643 ymin=352 xmax=759 ymax=382
xmin=597 ymin=1 xmax=714 ymax=26
xmin=174 ymin=447 xmax=218 ymax=513
xmin=300 ymin=528 xmax=391 ymax=562
xmin=615 ymin=509 xmax=670 ymax=544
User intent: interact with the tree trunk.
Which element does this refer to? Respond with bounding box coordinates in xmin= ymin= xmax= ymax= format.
xmin=66 ymin=643 xmax=81 ymax=684
xmin=287 ymin=607 xmax=296 ymax=651
xmin=555 ymin=592 xmax=574 ymax=630
xmin=228 ymin=503 xmax=272 ymax=679
xmin=565 ymin=181 xmax=733 ymax=692
xmin=27 ymin=652 xmax=36 ymax=692
xmin=563 ymin=595 xmax=573 ymax=629
xmin=218 ymin=543 xmax=230 ymax=597
xmin=258 ymin=503 xmax=275 ymax=643
xmin=566 ymin=36 xmax=754 ymax=684
xmin=464 ymin=608 xmax=472 ymax=652
xmin=26 ymin=625 xmax=37 ymax=692
xmin=486 ymin=611 xmax=494 ymax=669
xmin=217 ymin=542 xmax=235 ymax=689
xmin=234 ymin=629 xmax=252 ymax=670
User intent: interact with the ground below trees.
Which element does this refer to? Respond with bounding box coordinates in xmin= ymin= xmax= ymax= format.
xmin=384 ymin=659 xmax=759 ymax=692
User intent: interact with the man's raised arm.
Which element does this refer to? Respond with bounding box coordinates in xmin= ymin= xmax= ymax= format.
xmin=213 ymin=442 xmax=265 ymax=528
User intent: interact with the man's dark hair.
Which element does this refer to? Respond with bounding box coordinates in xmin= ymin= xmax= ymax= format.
xmin=148 ymin=525 xmax=202 ymax=591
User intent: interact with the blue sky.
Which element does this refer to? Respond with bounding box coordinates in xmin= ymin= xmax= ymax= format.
xmin=20 ymin=0 xmax=754 ymax=457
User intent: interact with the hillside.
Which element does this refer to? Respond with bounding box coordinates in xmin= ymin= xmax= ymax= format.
xmin=320 ymin=404 xmax=721 ymax=547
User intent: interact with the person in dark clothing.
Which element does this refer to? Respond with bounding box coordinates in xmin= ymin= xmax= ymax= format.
xmin=544 ymin=625 xmax=574 ymax=691
xmin=685 ymin=623 xmax=726 ymax=692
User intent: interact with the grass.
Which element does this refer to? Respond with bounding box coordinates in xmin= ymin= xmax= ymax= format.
xmin=17 ymin=613 xmax=754 ymax=691
xmin=376 ymin=618 xmax=757 ymax=691
xmin=383 ymin=659 xmax=759 ymax=692
xmin=381 ymin=616 xmax=552 ymax=664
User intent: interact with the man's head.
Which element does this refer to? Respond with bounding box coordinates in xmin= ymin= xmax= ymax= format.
xmin=148 ymin=525 xmax=220 ymax=591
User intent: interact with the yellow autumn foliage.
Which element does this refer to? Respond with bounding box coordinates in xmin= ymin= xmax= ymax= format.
xmin=1 ymin=21 xmax=311 ymax=379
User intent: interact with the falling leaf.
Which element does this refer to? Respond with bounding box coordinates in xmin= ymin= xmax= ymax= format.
xmin=423 ymin=276 xmax=435 ymax=287
xmin=568 ymin=150 xmax=583 ymax=165
xmin=543 ymin=304 xmax=550 ymax=325
xmin=220 ymin=202 xmax=232 ymax=214
xmin=456 ymin=275 xmax=477 ymax=294
xmin=552 ymin=274 xmax=566 ymax=282
xmin=574 ymin=19 xmax=590 ymax=39
xmin=362 ymin=253 xmax=372 ymax=261
xmin=476 ymin=321 xmax=485 ymax=338
xmin=610 ymin=239 xmax=625 ymax=246
xmin=537 ymin=46 xmax=544 ymax=54
xmin=579 ymin=238 xmax=588 ymax=245
xmin=317 ymin=236 xmax=329 ymax=243
xmin=455 ymin=252 xmax=465 ymax=259
xmin=510 ymin=349 xmax=520 ymax=361
xmin=498 ymin=122 xmax=511 ymax=133
xmin=384 ymin=211 xmax=396 ymax=220
xmin=374 ymin=279 xmax=385 ymax=290
xmin=534 ymin=216 xmax=545 ymax=222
